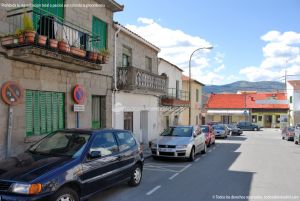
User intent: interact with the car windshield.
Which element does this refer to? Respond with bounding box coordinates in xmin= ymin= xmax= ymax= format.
xmin=28 ymin=131 xmax=91 ymax=158
xmin=213 ymin=125 xmax=224 ymax=130
xmin=161 ymin=127 xmax=192 ymax=137
xmin=200 ymin=126 xmax=209 ymax=133
xmin=288 ymin=127 xmax=295 ymax=131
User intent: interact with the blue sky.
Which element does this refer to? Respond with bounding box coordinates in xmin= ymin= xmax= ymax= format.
xmin=115 ymin=0 xmax=300 ymax=85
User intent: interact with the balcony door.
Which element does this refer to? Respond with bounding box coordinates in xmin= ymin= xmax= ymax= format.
xmin=140 ymin=111 xmax=148 ymax=144
xmin=92 ymin=96 xmax=105 ymax=129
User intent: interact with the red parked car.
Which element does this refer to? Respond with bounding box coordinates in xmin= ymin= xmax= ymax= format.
xmin=200 ymin=125 xmax=215 ymax=147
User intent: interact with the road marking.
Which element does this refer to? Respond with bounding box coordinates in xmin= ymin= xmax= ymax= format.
xmin=213 ymin=147 xmax=216 ymax=150
xmin=144 ymin=163 xmax=189 ymax=173
xmin=146 ymin=185 xmax=161 ymax=195
xmin=208 ymin=149 xmax=212 ymax=152
xmin=180 ymin=164 xmax=192 ymax=172
xmin=169 ymin=173 xmax=179 ymax=180
xmin=195 ymin=158 xmax=200 ymax=162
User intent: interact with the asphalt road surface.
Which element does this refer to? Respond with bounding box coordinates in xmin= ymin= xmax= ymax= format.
xmin=91 ymin=129 xmax=300 ymax=201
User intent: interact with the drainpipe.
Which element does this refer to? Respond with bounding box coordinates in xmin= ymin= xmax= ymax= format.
xmin=113 ymin=25 xmax=121 ymax=128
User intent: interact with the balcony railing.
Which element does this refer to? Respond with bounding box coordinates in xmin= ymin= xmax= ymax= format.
xmin=160 ymin=88 xmax=190 ymax=107
xmin=0 ymin=7 xmax=106 ymax=71
xmin=117 ymin=66 xmax=167 ymax=94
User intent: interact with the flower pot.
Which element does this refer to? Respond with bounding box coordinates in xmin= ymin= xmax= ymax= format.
xmin=38 ymin=35 xmax=47 ymax=46
xmin=58 ymin=41 xmax=70 ymax=53
xmin=49 ymin=39 xmax=58 ymax=49
xmin=87 ymin=51 xmax=97 ymax=61
xmin=70 ymin=47 xmax=86 ymax=58
xmin=97 ymin=53 xmax=103 ymax=63
xmin=24 ymin=30 xmax=36 ymax=44
xmin=1 ymin=35 xmax=14 ymax=47
xmin=18 ymin=35 xmax=25 ymax=44
xmin=102 ymin=55 xmax=109 ymax=64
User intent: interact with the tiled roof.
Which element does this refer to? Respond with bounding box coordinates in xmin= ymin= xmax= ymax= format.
xmin=207 ymin=92 xmax=289 ymax=109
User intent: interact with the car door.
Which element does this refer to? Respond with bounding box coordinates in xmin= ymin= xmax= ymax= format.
xmin=193 ymin=127 xmax=202 ymax=153
xmin=114 ymin=131 xmax=137 ymax=179
xmin=80 ymin=131 xmax=122 ymax=195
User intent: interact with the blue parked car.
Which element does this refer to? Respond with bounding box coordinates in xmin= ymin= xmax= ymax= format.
xmin=0 ymin=129 xmax=144 ymax=201
xmin=237 ymin=121 xmax=261 ymax=131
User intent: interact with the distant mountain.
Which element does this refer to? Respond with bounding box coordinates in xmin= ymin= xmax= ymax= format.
xmin=203 ymin=81 xmax=285 ymax=94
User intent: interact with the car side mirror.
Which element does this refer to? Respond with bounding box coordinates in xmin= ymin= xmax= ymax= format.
xmin=88 ymin=150 xmax=101 ymax=159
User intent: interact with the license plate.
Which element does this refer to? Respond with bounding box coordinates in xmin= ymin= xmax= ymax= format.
xmin=159 ymin=148 xmax=173 ymax=152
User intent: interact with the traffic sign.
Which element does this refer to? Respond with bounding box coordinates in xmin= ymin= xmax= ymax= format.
xmin=1 ymin=81 xmax=23 ymax=106
xmin=73 ymin=85 xmax=85 ymax=104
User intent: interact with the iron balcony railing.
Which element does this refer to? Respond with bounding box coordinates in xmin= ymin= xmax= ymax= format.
xmin=2 ymin=7 xmax=105 ymax=63
xmin=164 ymin=88 xmax=189 ymax=101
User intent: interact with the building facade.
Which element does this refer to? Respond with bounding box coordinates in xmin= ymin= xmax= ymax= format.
xmin=158 ymin=58 xmax=189 ymax=131
xmin=113 ymin=23 xmax=167 ymax=144
xmin=0 ymin=0 xmax=123 ymax=158
xmin=181 ymin=75 xmax=204 ymax=126
xmin=287 ymin=80 xmax=300 ymax=126
xmin=206 ymin=92 xmax=289 ymax=128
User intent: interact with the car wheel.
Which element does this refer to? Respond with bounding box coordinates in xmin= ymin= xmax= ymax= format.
xmin=207 ymin=140 xmax=211 ymax=147
xmin=188 ymin=147 xmax=195 ymax=162
xmin=53 ymin=187 xmax=79 ymax=201
xmin=282 ymin=136 xmax=285 ymax=140
xmin=152 ymin=156 xmax=159 ymax=160
xmin=128 ymin=164 xmax=143 ymax=186
xmin=254 ymin=127 xmax=258 ymax=131
xmin=201 ymin=144 xmax=207 ymax=154
xmin=295 ymin=140 xmax=298 ymax=144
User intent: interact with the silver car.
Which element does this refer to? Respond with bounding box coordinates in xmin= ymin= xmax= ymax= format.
xmin=150 ymin=126 xmax=206 ymax=161
xmin=212 ymin=124 xmax=228 ymax=138
xmin=294 ymin=124 xmax=300 ymax=144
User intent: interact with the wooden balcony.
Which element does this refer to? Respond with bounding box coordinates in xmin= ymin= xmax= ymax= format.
xmin=117 ymin=66 xmax=167 ymax=94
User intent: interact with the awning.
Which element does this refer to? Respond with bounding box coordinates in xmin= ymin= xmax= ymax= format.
xmin=207 ymin=109 xmax=249 ymax=114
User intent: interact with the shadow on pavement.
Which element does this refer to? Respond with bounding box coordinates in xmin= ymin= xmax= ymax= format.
xmin=226 ymin=136 xmax=248 ymax=141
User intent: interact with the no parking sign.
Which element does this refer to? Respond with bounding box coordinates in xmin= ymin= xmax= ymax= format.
xmin=1 ymin=81 xmax=23 ymax=106
xmin=73 ymin=85 xmax=85 ymax=104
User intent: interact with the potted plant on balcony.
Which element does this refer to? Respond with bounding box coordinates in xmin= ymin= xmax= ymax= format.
xmin=15 ymin=28 xmax=25 ymax=44
xmin=49 ymin=30 xmax=59 ymax=49
xmin=23 ymin=13 xmax=36 ymax=44
xmin=56 ymin=30 xmax=70 ymax=53
xmin=37 ymin=34 xmax=47 ymax=46
xmin=1 ymin=34 xmax=15 ymax=47
xmin=100 ymin=48 xmax=110 ymax=64
xmin=70 ymin=40 xmax=86 ymax=58
xmin=87 ymin=48 xmax=98 ymax=62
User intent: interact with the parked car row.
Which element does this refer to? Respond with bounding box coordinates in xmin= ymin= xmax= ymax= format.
xmin=282 ymin=124 xmax=300 ymax=145
xmin=0 ymin=129 xmax=144 ymax=201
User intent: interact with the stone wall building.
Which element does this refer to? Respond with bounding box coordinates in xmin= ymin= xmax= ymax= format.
xmin=0 ymin=0 xmax=123 ymax=158
xmin=113 ymin=23 xmax=167 ymax=144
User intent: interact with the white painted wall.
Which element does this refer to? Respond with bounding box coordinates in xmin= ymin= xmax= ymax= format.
xmin=158 ymin=59 xmax=182 ymax=90
xmin=113 ymin=92 xmax=161 ymax=144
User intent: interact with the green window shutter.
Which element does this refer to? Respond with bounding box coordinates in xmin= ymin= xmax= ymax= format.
xmin=25 ymin=90 xmax=33 ymax=136
xmin=58 ymin=93 xmax=65 ymax=129
xmin=40 ymin=92 xmax=47 ymax=134
xmin=46 ymin=92 xmax=53 ymax=133
xmin=290 ymin=96 xmax=293 ymax=103
xmin=92 ymin=17 xmax=107 ymax=50
xmin=33 ymin=91 xmax=41 ymax=135
xmin=52 ymin=92 xmax=58 ymax=131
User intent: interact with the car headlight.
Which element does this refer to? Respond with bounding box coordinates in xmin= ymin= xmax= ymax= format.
xmin=176 ymin=145 xmax=187 ymax=149
xmin=11 ymin=183 xmax=42 ymax=195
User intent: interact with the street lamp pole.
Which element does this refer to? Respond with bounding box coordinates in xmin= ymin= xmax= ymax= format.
xmin=188 ymin=46 xmax=213 ymax=125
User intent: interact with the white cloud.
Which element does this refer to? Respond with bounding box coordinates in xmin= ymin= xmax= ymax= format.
xmin=240 ymin=30 xmax=300 ymax=82
xmin=214 ymin=64 xmax=225 ymax=73
xmin=125 ymin=18 xmax=221 ymax=84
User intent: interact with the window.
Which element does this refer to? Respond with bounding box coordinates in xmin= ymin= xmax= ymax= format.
xmin=196 ymin=115 xmax=199 ymax=125
xmin=92 ymin=96 xmax=106 ymax=129
xmin=290 ymin=96 xmax=293 ymax=103
xmin=116 ymin=131 xmax=136 ymax=152
xmin=92 ymin=16 xmax=107 ymax=50
xmin=145 ymin=56 xmax=152 ymax=72
xmin=26 ymin=90 xmax=65 ymax=136
xmin=90 ymin=132 xmax=118 ymax=157
xmin=276 ymin=115 xmax=280 ymax=124
xmin=165 ymin=116 xmax=169 ymax=128
xmin=124 ymin=112 xmax=133 ymax=131
xmin=196 ymin=89 xmax=199 ymax=102
xmin=258 ymin=116 xmax=262 ymax=121
xmin=122 ymin=46 xmax=132 ymax=67
xmin=252 ymin=115 xmax=257 ymax=123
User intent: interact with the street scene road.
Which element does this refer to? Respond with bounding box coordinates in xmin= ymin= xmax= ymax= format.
xmin=91 ymin=129 xmax=300 ymax=201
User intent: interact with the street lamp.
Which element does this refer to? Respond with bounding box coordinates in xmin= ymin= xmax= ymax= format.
xmin=189 ymin=46 xmax=213 ymax=125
